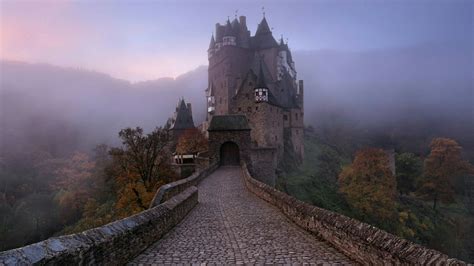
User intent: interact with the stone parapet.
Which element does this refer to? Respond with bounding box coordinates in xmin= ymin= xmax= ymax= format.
xmin=0 ymin=186 xmax=198 ymax=265
xmin=149 ymin=162 xmax=218 ymax=208
xmin=241 ymin=163 xmax=465 ymax=265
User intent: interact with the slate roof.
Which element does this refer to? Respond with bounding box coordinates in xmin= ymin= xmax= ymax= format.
xmin=251 ymin=17 xmax=278 ymax=49
xmin=170 ymin=98 xmax=195 ymax=130
xmin=208 ymin=115 xmax=250 ymax=131
xmin=224 ymin=20 xmax=234 ymax=37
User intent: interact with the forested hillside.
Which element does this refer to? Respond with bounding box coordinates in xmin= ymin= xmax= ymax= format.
xmin=277 ymin=118 xmax=474 ymax=262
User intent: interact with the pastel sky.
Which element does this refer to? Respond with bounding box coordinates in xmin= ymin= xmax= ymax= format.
xmin=1 ymin=0 xmax=472 ymax=81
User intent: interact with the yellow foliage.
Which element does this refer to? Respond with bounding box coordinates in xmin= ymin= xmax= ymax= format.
xmin=338 ymin=148 xmax=397 ymax=221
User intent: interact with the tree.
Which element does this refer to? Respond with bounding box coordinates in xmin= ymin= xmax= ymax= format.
xmin=109 ymin=127 xmax=171 ymax=187
xmin=418 ymin=138 xmax=473 ymax=210
xmin=175 ymin=128 xmax=208 ymax=155
xmin=338 ymin=148 xmax=397 ymax=224
xmin=396 ymin=153 xmax=422 ymax=195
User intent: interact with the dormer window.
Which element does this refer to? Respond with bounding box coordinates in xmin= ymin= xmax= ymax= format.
xmin=255 ymin=88 xmax=268 ymax=102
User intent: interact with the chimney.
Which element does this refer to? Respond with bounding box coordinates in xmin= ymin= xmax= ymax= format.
xmin=239 ymin=16 xmax=247 ymax=28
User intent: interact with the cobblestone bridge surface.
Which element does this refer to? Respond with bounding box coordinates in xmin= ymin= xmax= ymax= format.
xmin=131 ymin=166 xmax=354 ymax=265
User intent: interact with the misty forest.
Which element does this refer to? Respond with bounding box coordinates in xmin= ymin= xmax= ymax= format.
xmin=1 ymin=1 xmax=474 ymax=263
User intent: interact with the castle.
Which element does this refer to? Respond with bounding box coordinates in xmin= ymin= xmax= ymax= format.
xmin=203 ymin=15 xmax=305 ymax=167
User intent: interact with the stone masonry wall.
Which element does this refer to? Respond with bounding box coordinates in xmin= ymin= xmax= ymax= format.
xmin=150 ymin=162 xmax=218 ymax=208
xmin=0 ymin=187 xmax=198 ymax=265
xmin=241 ymin=163 xmax=466 ymax=265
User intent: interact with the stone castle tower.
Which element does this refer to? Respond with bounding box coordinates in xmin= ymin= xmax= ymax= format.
xmin=204 ymin=15 xmax=304 ymax=166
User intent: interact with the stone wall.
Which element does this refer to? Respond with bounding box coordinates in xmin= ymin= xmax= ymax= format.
xmin=150 ymin=162 xmax=218 ymax=208
xmin=249 ymin=147 xmax=277 ymax=186
xmin=208 ymin=130 xmax=251 ymax=165
xmin=0 ymin=187 xmax=198 ymax=265
xmin=241 ymin=163 xmax=466 ymax=265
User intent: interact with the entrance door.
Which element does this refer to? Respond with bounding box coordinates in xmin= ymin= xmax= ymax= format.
xmin=220 ymin=142 xmax=240 ymax=165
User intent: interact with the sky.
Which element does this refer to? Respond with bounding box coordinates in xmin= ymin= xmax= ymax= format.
xmin=0 ymin=0 xmax=472 ymax=81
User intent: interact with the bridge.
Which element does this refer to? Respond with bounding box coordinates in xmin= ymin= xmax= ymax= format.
xmin=0 ymin=162 xmax=464 ymax=265
xmin=132 ymin=166 xmax=350 ymax=264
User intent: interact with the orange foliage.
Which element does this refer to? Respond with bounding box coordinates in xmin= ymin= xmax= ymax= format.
xmin=176 ymin=128 xmax=208 ymax=155
xmin=338 ymin=148 xmax=397 ymax=221
xmin=418 ymin=138 xmax=473 ymax=209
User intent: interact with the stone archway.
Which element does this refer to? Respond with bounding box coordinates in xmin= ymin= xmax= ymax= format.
xmin=220 ymin=141 xmax=240 ymax=165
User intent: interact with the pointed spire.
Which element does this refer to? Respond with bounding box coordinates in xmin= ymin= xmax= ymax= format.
xmin=208 ymin=34 xmax=215 ymax=50
xmin=255 ymin=17 xmax=271 ymax=36
xmin=224 ymin=19 xmax=234 ymax=36
xmin=279 ymin=35 xmax=284 ymax=46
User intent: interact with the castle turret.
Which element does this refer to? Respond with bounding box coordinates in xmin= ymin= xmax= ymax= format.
xmin=223 ymin=20 xmax=236 ymax=46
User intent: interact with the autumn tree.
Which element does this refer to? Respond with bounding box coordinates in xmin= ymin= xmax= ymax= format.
xmin=338 ymin=148 xmax=397 ymax=224
xmin=418 ymin=138 xmax=473 ymax=210
xmin=395 ymin=153 xmax=422 ymax=195
xmin=175 ymin=128 xmax=208 ymax=155
xmin=109 ymin=127 xmax=171 ymax=187
xmin=108 ymin=127 xmax=177 ymax=216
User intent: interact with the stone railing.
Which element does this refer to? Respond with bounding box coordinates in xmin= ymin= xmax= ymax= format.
xmin=149 ymin=162 xmax=218 ymax=208
xmin=0 ymin=187 xmax=197 ymax=265
xmin=241 ymin=163 xmax=465 ymax=265
xmin=0 ymin=163 xmax=218 ymax=265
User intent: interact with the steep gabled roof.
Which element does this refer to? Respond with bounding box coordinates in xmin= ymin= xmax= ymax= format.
xmin=208 ymin=115 xmax=250 ymax=131
xmin=256 ymin=60 xmax=268 ymax=88
xmin=255 ymin=17 xmax=271 ymax=36
xmin=170 ymin=98 xmax=195 ymax=130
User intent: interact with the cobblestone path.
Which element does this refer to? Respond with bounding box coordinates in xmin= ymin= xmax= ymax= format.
xmin=131 ymin=166 xmax=354 ymax=265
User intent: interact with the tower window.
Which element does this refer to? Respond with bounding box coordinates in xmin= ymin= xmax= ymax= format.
xmin=295 ymin=113 xmax=298 ymax=120
xmin=284 ymin=115 xmax=288 ymax=121
xmin=238 ymin=107 xmax=242 ymax=112
xmin=255 ymin=106 xmax=259 ymax=111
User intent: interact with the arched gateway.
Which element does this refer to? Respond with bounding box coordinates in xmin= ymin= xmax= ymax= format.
xmin=207 ymin=115 xmax=251 ymax=166
xmin=220 ymin=141 xmax=240 ymax=165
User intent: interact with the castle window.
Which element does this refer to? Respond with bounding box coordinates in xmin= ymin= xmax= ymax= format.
xmin=296 ymin=129 xmax=299 ymax=135
xmin=246 ymin=93 xmax=249 ymax=99
xmin=295 ymin=113 xmax=298 ymax=120
xmin=238 ymin=107 xmax=242 ymax=112
xmin=247 ymin=106 xmax=251 ymax=112
xmin=284 ymin=115 xmax=288 ymax=121
xmin=255 ymin=106 xmax=259 ymax=111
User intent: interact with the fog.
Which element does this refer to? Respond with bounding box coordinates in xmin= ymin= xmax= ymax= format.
xmin=1 ymin=41 xmax=472 ymax=158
